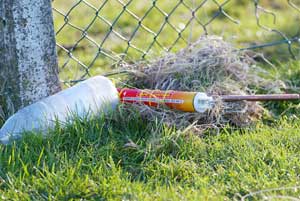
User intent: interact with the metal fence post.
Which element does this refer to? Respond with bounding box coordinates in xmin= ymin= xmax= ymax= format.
xmin=0 ymin=0 xmax=61 ymax=116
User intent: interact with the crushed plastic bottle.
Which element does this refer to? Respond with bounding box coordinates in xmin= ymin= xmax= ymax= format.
xmin=0 ymin=76 xmax=119 ymax=144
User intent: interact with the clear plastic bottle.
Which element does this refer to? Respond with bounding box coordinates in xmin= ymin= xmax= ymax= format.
xmin=0 ymin=76 xmax=119 ymax=144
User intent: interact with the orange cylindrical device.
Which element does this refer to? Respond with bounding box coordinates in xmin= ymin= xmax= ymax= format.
xmin=118 ymin=88 xmax=214 ymax=113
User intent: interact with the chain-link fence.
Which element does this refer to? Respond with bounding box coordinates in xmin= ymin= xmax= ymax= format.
xmin=52 ymin=0 xmax=300 ymax=84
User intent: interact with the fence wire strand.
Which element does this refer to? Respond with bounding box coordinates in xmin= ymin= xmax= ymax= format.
xmin=52 ymin=0 xmax=300 ymax=84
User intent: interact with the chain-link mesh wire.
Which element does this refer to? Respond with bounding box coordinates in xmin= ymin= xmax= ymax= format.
xmin=52 ymin=0 xmax=300 ymax=85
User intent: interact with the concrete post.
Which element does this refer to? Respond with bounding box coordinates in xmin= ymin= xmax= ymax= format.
xmin=0 ymin=0 xmax=61 ymax=116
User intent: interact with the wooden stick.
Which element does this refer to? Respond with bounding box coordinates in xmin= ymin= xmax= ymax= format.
xmin=221 ymin=94 xmax=300 ymax=102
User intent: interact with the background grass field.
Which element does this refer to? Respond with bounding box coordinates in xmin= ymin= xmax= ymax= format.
xmin=1 ymin=0 xmax=300 ymax=200
xmin=52 ymin=0 xmax=300 ymax=82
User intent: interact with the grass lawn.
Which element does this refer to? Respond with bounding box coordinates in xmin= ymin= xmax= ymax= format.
xmin=0 ymin=111 xmax=300 ymax=200
xmin=0 ymin=0 xmax=300 ymax=200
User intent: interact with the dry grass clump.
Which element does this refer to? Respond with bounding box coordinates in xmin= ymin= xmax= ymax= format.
xmin=119 ymin=36 xmax=284 ymax=133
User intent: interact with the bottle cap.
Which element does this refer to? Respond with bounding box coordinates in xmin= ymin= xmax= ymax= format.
xmin=193 ymin=93 xmax=214 ymax=113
